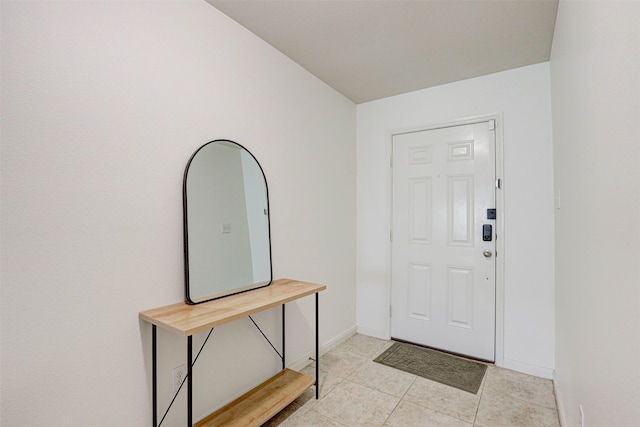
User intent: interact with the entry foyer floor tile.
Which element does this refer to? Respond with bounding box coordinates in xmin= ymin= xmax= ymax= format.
xmin=262 ymin=334 xmax=559 ymax=427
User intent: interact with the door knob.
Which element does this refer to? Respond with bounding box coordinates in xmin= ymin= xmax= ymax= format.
xmin=483 ymin=249 xmax=493 ymax=258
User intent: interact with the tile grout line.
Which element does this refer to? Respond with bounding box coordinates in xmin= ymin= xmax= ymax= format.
xmin=403 ymin=379 xmax=483 ymax=425
xmin=381 ymin=375 xmax=419 ymax=426
xmin=315 ymin=342 xmax=393 ymax=427
xmin=335 ymin=340 xmax=409 ymax=426
xmin=472 ymin=365 xmax=490 ymax=426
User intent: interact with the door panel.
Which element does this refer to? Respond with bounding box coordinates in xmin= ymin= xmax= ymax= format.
xmin=408 ymin=262 xmax=431 ymax=321
xmin=391 ymin=121 xmax=496 ymax=361
xmin=447 ymin=266 xmax=474 ymax=329
xmin=448 ymin=175 xmax=474 ymax=246
xmin=409 ymin=177 xmax=432 ymax=244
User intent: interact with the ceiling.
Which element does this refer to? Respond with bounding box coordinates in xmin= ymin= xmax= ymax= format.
xmin=206 ymin=0 xmax=558 ymax=104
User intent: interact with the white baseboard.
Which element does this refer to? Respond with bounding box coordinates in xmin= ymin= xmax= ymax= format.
xmin=321 ymin=325 xmax=358 ymax=353
xmin=501 ymin=357 xmax=554 ymax=379
xmin=355 ymin=325 xmax=387 ymax=340
xmin=553 ymin=371 xmax=566 ymax=427
xmin=287 ymin=326 xmax=357 ymax=372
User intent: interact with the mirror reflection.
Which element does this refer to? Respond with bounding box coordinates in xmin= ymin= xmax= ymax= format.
xmin=183 ymin=140 xmax=272 ymax=304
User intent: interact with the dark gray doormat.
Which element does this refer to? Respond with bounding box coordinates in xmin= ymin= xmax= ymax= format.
xmin=374 ymin=341 xmax=487 ymax=394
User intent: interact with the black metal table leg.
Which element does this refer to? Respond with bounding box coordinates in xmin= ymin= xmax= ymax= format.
xmin=152 ymin=325 xmax=157 ymax=427
xmin=315 ymin=293 xmax=319 ymax=399
xmin=187 ymin=336 xmax=193 ymax=426
xmin=282 ymin=304 xmax=286 ymax=370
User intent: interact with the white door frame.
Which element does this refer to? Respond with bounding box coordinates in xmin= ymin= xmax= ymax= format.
xmin=384 ymin=113 xmax=505 ymax=367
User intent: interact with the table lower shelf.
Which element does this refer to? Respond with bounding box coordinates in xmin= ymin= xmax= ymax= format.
xmin=194 ymin=368 xmax=315 ymax=427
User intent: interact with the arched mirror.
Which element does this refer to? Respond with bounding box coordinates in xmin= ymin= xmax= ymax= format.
xmin=183 ymin=140 xmax=272 ymax=304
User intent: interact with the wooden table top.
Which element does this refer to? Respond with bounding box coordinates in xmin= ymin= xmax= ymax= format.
xmin=139 ymin=278 xmax=326 ymax=336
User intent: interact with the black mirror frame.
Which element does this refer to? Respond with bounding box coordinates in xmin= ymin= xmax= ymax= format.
xmin=182 ymin=139 xmax=273 ymax=304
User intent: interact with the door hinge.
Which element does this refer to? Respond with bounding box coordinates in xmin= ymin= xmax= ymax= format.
xmin=489 ymin=119 xmax=496 ymax=131
xmin=496 ymin=179 xmax=502 ymax=189
xmin=390 ymin=155 xmax=393 ymax=168
xmin=390 ymin=229 xmax=393 ymax=242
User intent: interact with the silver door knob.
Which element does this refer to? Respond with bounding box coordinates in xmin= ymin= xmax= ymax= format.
xmin=483 ymin=249 xmax=493 ymax=258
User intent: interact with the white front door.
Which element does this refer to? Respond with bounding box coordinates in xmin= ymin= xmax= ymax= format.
xmin=391 ymin=121 xmax=496 ymax=361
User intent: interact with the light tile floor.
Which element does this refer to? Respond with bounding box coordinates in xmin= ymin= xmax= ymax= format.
xmin=264 ymin=334 xmax=560 ymax=427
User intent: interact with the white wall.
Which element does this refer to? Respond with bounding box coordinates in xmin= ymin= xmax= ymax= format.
xmin=0 ymin=1 xmax=356 ymax=426
xmin=356 ymin=63 xmax=555 ymax=377
xmin=550 ymin=1 xmax=640 ymax=425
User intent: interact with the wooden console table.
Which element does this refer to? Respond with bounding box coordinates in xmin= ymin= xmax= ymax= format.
xmin=140 ymin=278 xmax=326 ymax=427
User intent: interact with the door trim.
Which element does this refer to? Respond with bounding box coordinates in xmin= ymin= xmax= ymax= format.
xmin=384 ymin=114 xmax=505 ymax=368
